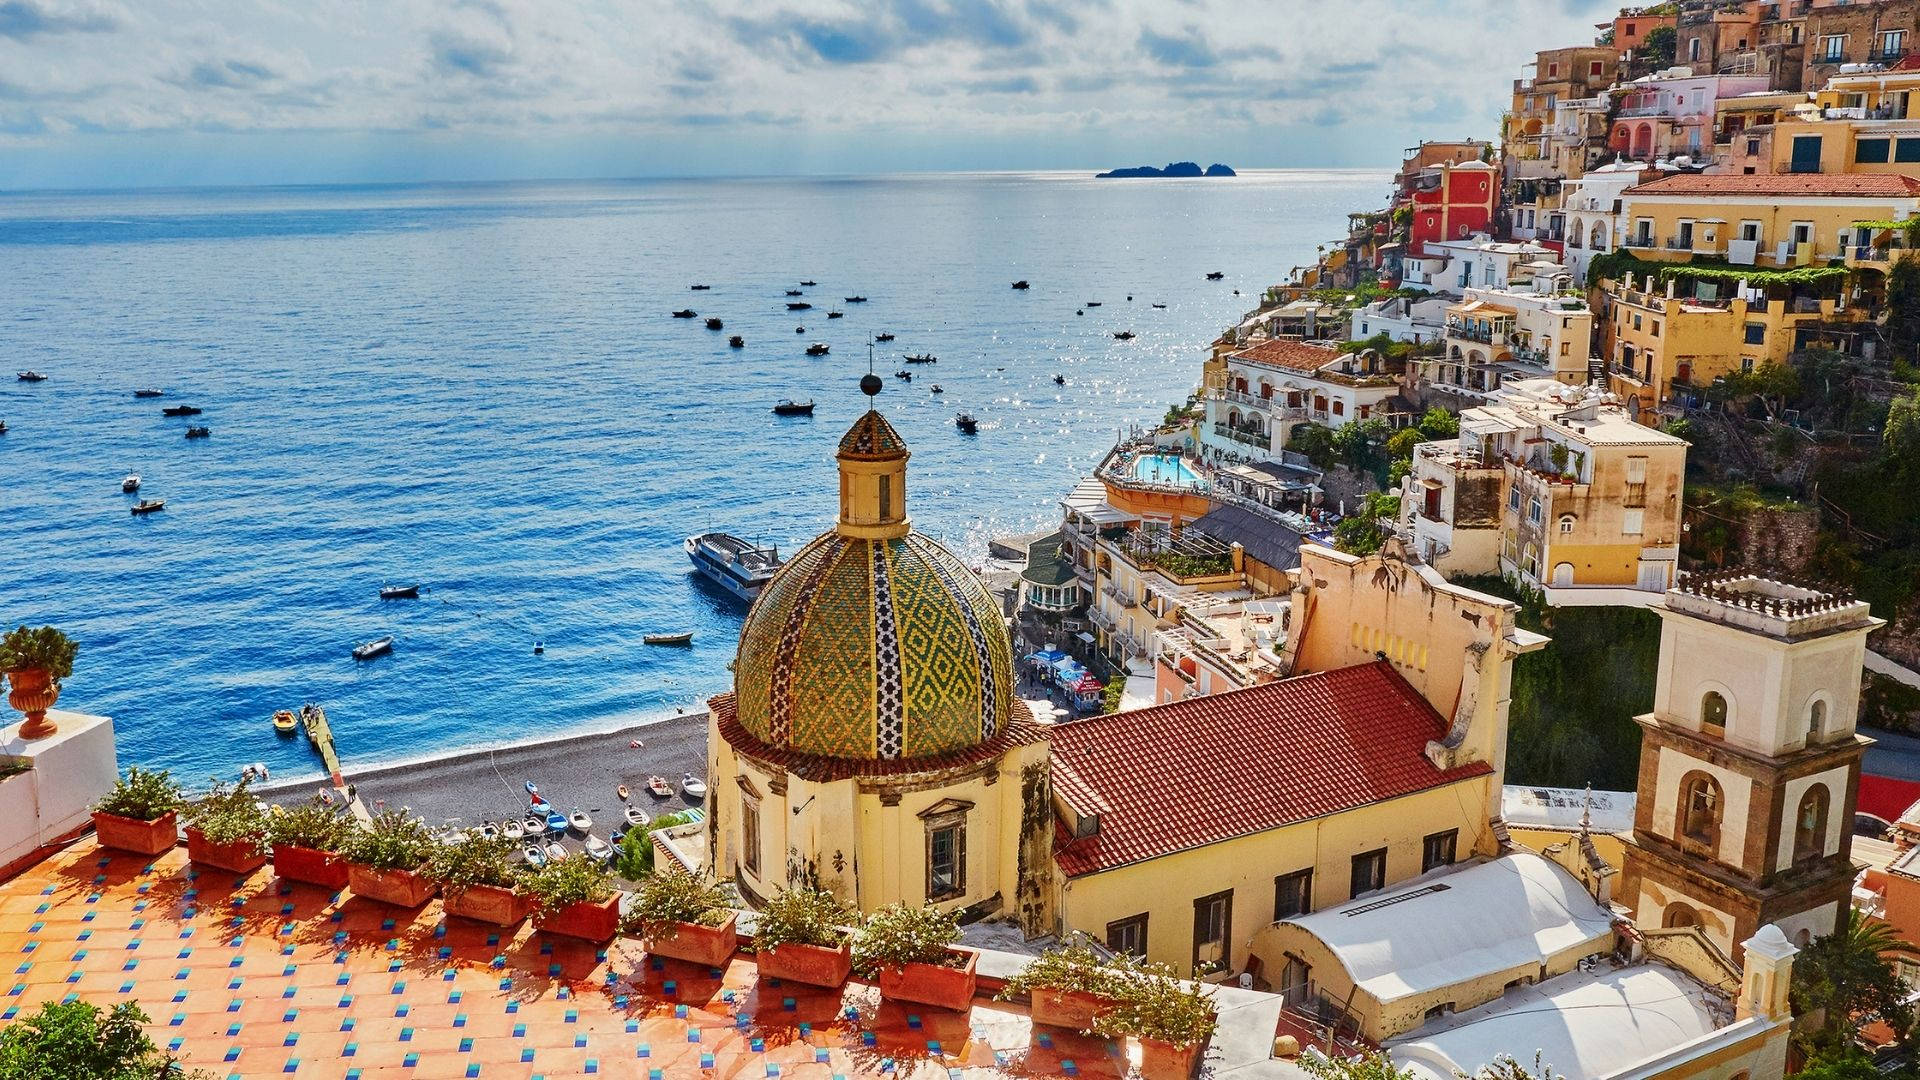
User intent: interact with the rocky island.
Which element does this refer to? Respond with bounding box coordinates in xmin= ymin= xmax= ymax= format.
xmin=1094 ymin=161 xmax=1236 ymax=179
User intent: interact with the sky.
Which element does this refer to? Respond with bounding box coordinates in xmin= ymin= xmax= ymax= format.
xmin=0 ymin=0 xmax=1619 ymax=190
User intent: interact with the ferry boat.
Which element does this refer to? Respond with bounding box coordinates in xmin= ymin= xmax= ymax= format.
xmin=685 ymin=532 xmax=782 ymax=603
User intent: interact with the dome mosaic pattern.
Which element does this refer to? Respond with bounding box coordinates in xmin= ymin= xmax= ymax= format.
xmin=733 ymin=530 xmax=1014 ymax=761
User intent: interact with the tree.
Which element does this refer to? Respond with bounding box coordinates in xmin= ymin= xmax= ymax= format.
xmin=1333 ymin=418 xmax=1391 ymax=472
xmin=1887 ymin=256 xmax=1920 ymax=365
xmin=1288 ymin=423 xmax=1336 ymax=468
xmin=611 ymin=811 xmax=697 ymax=880
xmin=1791 ymin=907 xmax=1916 ymax=1054
xmin=1333 ymin=492 xmax=1401 ymax=557
xmin=1641 ymin=24 xmax=1676 ymax=68
xmin=1886 ymin=390 xmax=1920 ymax=479
xmin=1385 ymin=428 xmax=1422 ymax=461
xmin=1298 ymin=1050 xmax=1413 ymax=1080
xmin=0 ymin=999 xmax=210 ymax=1079
xmin=1416 ymin=407 xmax=1459 ymax=441
xmin=1794 ymin=1048 xmax=1885 ymax=1080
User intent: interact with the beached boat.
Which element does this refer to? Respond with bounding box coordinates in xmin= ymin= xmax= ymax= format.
xmin=728 ymin=335 xmax=744 ymax=348
xmin=1011 ymin=280 xmax=1029 ymax=290
xmin=480 ymin=821 xmax=498 ymax=840
xmin=351 ymin=635 xmax=393 ymax=661
xmin=504 ymin=818 xmax=524 ymax=840
xmin=805 ymin=343 xmax=830 ymax=356
xmin=844 ymin=296 xmax=867 ymax=303
xmin=544 ymin=842 xmax=566 ymax=861
xmin=1113 ymin=331 xmax=1136 ymax=340
xmin=185 ymin=426 xmax=210 ymax=438
xmin=689 ymin=284 xmax=711 ymax=291
xmin=873 ymin=332 xmax=894 ymax=342
xmin=525 ymin=780 xmax=541 ymax=800
xmin=955 ymin=414 xmax=979 ymax=434
xmin=161 ymin=405 xmax=202 ymax=417
xmin=584 ymin=834 xmax=613 ymax=861
xmin=625 ymin=805 xmax=650 ymax=826
xmin=681 ymin=772 xmax=708 ymax=799
xmin=133 ymin=389 xmax=164 ymax=398
xmin=1206 ymin=271 xmax=1225 ymax=280
xmin=705 ymin=317 xmax=724 ymax=330
xmin=379 ymin=584 xmax=420 ymax=599
xmin=616 ymin=784 xmax=630 ymax=801
xmin=672 ymin=309 xmax=697 ymax=318
xmin=644 ymin=631 xmax=694 ymax=646
xmin=787 ymin=301 xmax=812 ymax=311
xmin=685 ymin=531 xmax=781 ymax=603
xmin=17 ymin=371 xmax=46 ymax=382
xmin=902 ymin=353 xmax=936 ymax=363
xmin=545 ymin=810 xmax=568 ymax=834
xmin=121 ymin=475 xmax=140 ymax=493
xmin=568 ymin=807 xmax=592 ymax=831
xmin=772 ymin=400 xmax=814 ymax=416
xmin=647 ymin=776 xmax=672 ymax=798
xmin=522 ymin=813 xmax=544 ymax=836
xmin=272 ymin=709 xmax=298 ymax=734
xmin=130 ymin=499 xmax=165 ymax=515
xmin=523 ymin=845 xmax=545 ymax=867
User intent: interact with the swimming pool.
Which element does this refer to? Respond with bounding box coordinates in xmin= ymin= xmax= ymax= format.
xmin=1131 ymin=452 xmax=1206 ymax=489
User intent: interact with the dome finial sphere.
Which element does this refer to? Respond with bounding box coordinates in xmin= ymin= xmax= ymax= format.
xmin=860 ymin=373 xmax=883 ymax=397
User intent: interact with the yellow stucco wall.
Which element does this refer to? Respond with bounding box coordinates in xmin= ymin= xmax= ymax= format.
xmin=1620 ymin=193 xmax=1919 ymax=267
xmin=1506 ymin=826 xmax=1629 ymax=869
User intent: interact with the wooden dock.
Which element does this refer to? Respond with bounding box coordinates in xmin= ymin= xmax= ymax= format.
xmin=301 ymin=705 xmax=370 ymax=822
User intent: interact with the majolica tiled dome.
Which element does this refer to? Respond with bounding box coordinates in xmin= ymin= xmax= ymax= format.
xmin=732 ymin=410 xmax=1014 ymax=761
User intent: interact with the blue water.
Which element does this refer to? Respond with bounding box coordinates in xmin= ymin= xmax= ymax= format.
xmin=1131 ymin=452 xmax=1205 ymax=489
xmin=0 ymin=171 xmax=1384 ymax=780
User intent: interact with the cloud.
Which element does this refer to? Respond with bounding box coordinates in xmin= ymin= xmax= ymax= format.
xmin=430 ymin=30 xmax=515 ymax=78
xmin=1137 ymin=25 xmax=1216 ymax=68
xmin=184 ymin=58 xmax=277 ymax=89
xmin=0 ymin=0 xmax=116 ymax=39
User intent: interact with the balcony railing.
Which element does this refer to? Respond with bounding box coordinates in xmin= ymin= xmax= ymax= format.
xmin=1102 ymin=582 xmax=1139 ymax=609
xmin=1666 ymin=235 xmax=1695 ymax=251
xmin=1212 ymin=422 xmax=1269 ymax=448
xmin=1086 ymin=607 xmax=1118 ymax=635
xmin=1212 ymin=388 xmax=1272 ymax=409
xmin=1448 ymin=325 xmax=1497 ymax=344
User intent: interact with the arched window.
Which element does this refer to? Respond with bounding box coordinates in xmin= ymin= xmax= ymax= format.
xmin=1662 ymin=902 xmax=1699 ymax=929
xmin=1558 ymin=514 xmax=1576 ymax=535
xmin=1794 ymin=785 xmax=1830 ymax=864
xmin=1679 ymin=771 xmax=1722 ymax=851
xmin=1807 ymin=699 xmax=1828 ymax=743
xmin=1700 ymin=691 xmax=1728 ymax=736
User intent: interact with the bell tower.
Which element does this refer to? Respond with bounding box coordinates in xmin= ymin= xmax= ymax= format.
xmin=1619 ymin=572 xmax=1881 ymax=960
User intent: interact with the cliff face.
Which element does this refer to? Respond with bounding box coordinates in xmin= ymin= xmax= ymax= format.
xmin=1094 ymin=161 xmax=1236 ymax=178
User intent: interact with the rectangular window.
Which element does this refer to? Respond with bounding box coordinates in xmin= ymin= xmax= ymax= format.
xmin=1350 ymin=848 xmax=1387 ymax=899
xmin=1509 ymin=487 xmax=1521 ymax=512
xmin=927 ymin=822 xmax=966 ymax=901
xmin=1422 ymin=830 xmax=1458 ymax=872
xmin=1790 ymin=135 xmax=1823 ymax=174
xmin=1822 ymin=35 xmax=1845 ymax=62
xmin=1740 ymin=219 xmax=1761 ymax=242
xmin=742 ymin=797 xmax=762 ymax=878
xmin=1274 ymin=869 xmax=1313 ymax=920
xmin=1107 ymin=914 xmax=1148 ymax=959
xmin=1744 ymin=323 xmax=1766 ymax=345
xmin=1882 ymin=29 xmax=1905 ymax=56
xmin=1897 ymin=138 xmax=1920 ymax=164
xmin=1528 ymin=497 xmax=1543 ymax=525
xmin=877 ymin=474 xmax=892 ymax=520
xmin=1192 ymin=890 xmax=1233 ymax=975
xmin=1622 ymin=508 xmax=1645 ymax=535
xmin=1590 ymin=61 xmax=1603 ymax=77
xmin=1857 ymin=138 xmax=1892 ymax=164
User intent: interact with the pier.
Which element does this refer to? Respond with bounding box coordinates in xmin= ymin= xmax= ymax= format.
xmin=299 ymin=704 xmax=370 ymax=822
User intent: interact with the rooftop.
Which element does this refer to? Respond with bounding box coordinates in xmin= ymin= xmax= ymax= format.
xmin=1467 ymin=379 xmax=1685 ymax=448
xmin=1665 ymin=570 xmax=1878 ymax=640
xmin=1049 ymin=661 xmax=1491 ymax=877
xmin=1626 ymin=173 xmax=1920 ymax=198
xmin=1229 ymin=339 xmax=1342 ymax=374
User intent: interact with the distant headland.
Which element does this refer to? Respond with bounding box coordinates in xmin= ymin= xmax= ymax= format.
xmin=1094 ymin=161 xmax=1236 ymax=179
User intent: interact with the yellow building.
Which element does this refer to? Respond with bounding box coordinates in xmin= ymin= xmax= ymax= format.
xmin=1732 ymin=67 xmax=1920 ymax=179
xmin=1618 ymin=171 xmax=1920 ymax=269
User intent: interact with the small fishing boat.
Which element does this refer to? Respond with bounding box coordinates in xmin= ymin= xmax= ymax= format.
xmin=134 ymin=389 xmax=164 ymax=398
xmin=1053 ymin=374 xmax=1066 ymax=384
xmin=644 ymin=631 xmax=694 ymax=646
xmin=17 ymin=371 xmax=46 ymax=382
xmin=625 ymin=804 xmax=650 ymax=826
xmin=787 ymin=301 xmax=812 ymax=311
xmin=955 ymin=414 xmax=979 ymax=434
xmin=584 ymin=834 xmax=613 ymax=861
xmin=351 ymin=635 xmax=393 ymax=661
xmin=681 ymin=772 xmax=707 ymax=799
xmin=185 ymin=426 xmax=210 ymax=438
xmin=705 ymin=317 xmax=724 ymax=330
xmin=0 ymin=422 xmax=7 ymax=434
xmin=616 ymin=784 xmax=630 ymax=801
xmin=130 ymin=499 xmax=165 ymax=515
xmin=844 ymin=296 xmax=867 ymax=303
xmin=1206 ymin=271 xmax=1225 ymax=280
xmin=895 ymin=370 xmax=912 ymax=381
xmin=800 ymin=280 xmax=817 ymax=286
xmin=544 ymin=841 xmax=566 ymax=861
xmin=806 ymin=343 xmax=830 ymax=356
xmin=672 ymin=309 xmax=697 ymax=319
xmin=480 ymin=821 xmax=499 ymax=840
xmin=609 ymin=828 xmax=625 ymax=847
xmin=522 ymin=813 xmax=545 ymax=836
xmin=1011 ymin=280 xmax=1029 ymax=290
xmin=771 ymin=400 xmax=814 ymax=417
xmin=504 ymin=818 xmax=525 ymax=840
xmin=785 ymin=289 xmax=803 ymax=296
xmin=689 ymin=284 xmax=711 ymax=291
xmin=379 ymin=584 xmax=420 ymax=599
xmin=929 ymin=385 xmax=943 ymax=394
xmin=1076 ymin=309 xmax=1084 ymax=315
xmin=121 ymin=475 xmax=140 ymax=493
xmin=728 ymin=335 xmax=744 ymax=348
xmin=1086 ymin=301 xmax=1102 ymax=307
xmin=647 ymin=775 xmax=673 ymax=798
xmin=523 ymin=845 xmax=545 ymax=868
xmin=1152 ymin=303 xmax=1167 ymax=309
xmin=826 ymin=311 xmax=843 ymax=319
xmin=902 ymin=353 xmax=936 ymax=364
xmin=874 ymin=332 xmax=895 ymax=342
xmin=545 ymin=809 xmax=568 ymax=834
xmin=525 ymin=780 xmax=541 ymax=800
xmin=1114 ymin=331 xmax=1136 ymax=340
xmin=568 ymin=807 xmax=592 ymax=831
xmin=272 ymin=709 xmax=298 ymax=734
xmin=795 ymin=326 xmax=806 ymax=333
xmin=161 ymin=405 xmax=202 ymax=417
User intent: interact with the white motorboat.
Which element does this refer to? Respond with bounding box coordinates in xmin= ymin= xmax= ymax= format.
xmin=681 ymin=772 xmax=708 ymax=799
xmin=503 ymin=818 xmax=524 ymax=840
xmin=352 ymin=636 xmax=394 ymax=661
xmin=544 ymin=842 xmax=566 ymax=862
xmin=685 ymin=532 xmax=783 ymax=604
xmin=521 ymin=814 xmax=544 ymax=836
xmin=523 ymin=845 xmax=545 ymax=868
xmin=584 ymin=834 xmax=613 ymax=861
xmin=623 ymin=805 xmax=648 ymax=827
xmin=568 ymin=807 xmax=592 ymax=831
xmin=121 ymin=475 xmax=140 ymax=493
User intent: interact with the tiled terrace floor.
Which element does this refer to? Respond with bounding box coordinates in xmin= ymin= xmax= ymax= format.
xmin=0 ymin=839 xmax=1130 ymax=1079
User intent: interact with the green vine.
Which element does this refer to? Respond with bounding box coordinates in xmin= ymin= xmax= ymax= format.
xmin=1587 ymin=248 xmax=1849 ymax=291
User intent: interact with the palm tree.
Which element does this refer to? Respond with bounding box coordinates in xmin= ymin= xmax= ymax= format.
xmin=1792 ymin=908 xmax=1916 ymax=1053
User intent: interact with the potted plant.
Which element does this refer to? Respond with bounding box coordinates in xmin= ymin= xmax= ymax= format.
xmin=624 ymin=869 xmax=738 ymax=967
xmin=522 ymin=854 xmax=621 ymax=942
xmin=997 ymin=942 xmax=1127 ymax=1031
xmin=421 ymin=832 xmax=528 ymax=926
xmin=752 ymin=886 xmax=857 ymax=988
xmin=181 ymin=777 xmax=270 ymax=872
xmin=852 ymin=903 xmax=977 ymax=1012
xmin=91 ymin=766 xmax=184 ymax=856
xmin=265 ymin=797 xmax=352 ymax=890
xmin=0 ymin=625 xmax=77 ymax=740
xmin=341 ymin=810 xmax=437 ymax=908
xmin=1088 ymin=959 xmax=1219 ymax=1080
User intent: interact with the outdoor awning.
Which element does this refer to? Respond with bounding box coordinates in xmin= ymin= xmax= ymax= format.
xmin=1075 ymin=631 xmax=1096 ymax=644
xmin=1063 ymin=477 xmax=1134 ymax=526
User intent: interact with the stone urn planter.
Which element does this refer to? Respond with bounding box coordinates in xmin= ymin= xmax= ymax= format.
xmin=757 ymin=940 xmax=853 ymax=989
xmin=92 ymin=810 xmax=178 ymax=856
xmin=535 ymin=895 xmax=622 ymax=943
xmin=644 ymin=912 xmax=739 ymax=968
xmin=185 ymin=826 xmax=267 ymax=873
xmin=877 ymin=947 xmax=979 ymax=1012
xmin=1031 ymin=987 xmax=1123 ymax=1031
xmin=6 ymin=669 xmax=59 ymax=740
xmin=347 ymin=864 xmax=436 ymax=908
xmin=1137 ymin=1036 xmax=1207 ymax=1080
xmin=272 ymin=843 xmax=349 ymax=890
xmin=442 ymin=883 xmax=529 ymax=927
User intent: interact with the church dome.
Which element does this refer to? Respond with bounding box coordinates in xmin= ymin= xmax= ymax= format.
xmin=731 ymin=408 xmax=1014 ymax=761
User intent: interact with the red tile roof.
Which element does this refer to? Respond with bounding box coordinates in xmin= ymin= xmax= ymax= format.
xmin=1626 ymin=173 xmax=1920 ymax=198
xmin=1049 ymin=661 xmax=1491 ymax=877
xmin=1232 ymin=338 xmax=1341 ymax=373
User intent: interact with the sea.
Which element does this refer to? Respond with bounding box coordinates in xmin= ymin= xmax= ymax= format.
xmin=0 ymin=170 xmax=1386 ymax=782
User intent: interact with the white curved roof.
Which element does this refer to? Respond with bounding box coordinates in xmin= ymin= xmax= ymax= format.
xmin=1280 ymin=852 xmax=1613 ymax=1003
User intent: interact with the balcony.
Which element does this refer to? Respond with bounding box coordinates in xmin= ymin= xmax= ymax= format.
xmin=1847 ymin=245 xmax=1901 ymax=268
xmin=1102 ymin=582 xmax=1139 ymax=610
xmin=1447 ymin=324 xmax=1497 ymax=344
xmin=1868 ymin=49 xmax=1910 ymax=65
xmin=1211 ymin=422 xmax=1269 ymax=449
xmin=1625 ymin=234 xmax=1657 ymax=250
xmin=1086 ymin=606 xmax=1118 ymax=636
xmin=1212 ymin=388 xmax=1273 ymax=410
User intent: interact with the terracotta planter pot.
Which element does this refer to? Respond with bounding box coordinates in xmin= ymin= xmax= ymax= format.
xmin=347 ymin=863 xmax=436 ymax=908
xmin=877 ymin=948 xmax=978 ymax=1012
xmin=1137 ymin=1035 xmax=1206 ymax=1080
xmin=272 ymin=843 xmax=348 ymax=890
xmin=535 ymin=895 xmax=621 ymax=943
xmin=92 ymin=810 xmax=178 ymax=856
xmin=1031 ymin=987 xmax=1122 ymax=1031
xmin=185 ymin=826 xmax=267 ymax=873
xmin=442 ymin=883 xmax=529 ymax=927
xmin=644 ymin=912 xmax=738 ymax=968
xmin=757 ymin=939 xmax=852 ymax=988
xmin=6 ymin=668 xmax=59 ymax=739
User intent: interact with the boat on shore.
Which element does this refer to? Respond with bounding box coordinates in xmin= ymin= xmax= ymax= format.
xmin=133 ymin=388 xmax=164 ymax=398
xmin=184 ymin=426 xmax=210 ymax=439
xmin=705 ymin=317 xmax=724 ymax=330
xmin=672 ymin=309 xmax=697 ymax=318
xmin=17 ymin=371 xmax=46 ymax=382
xmin=161 ymin=405 xmax=202 ymax=417
xmin=903 ymin=353 xmax=936 ymax=363
xmin=272 ymin=709 xmax=298 ymax=734
xmin=955 ymin=413 xmax=979 ymax=434
xmin=351 ymin=635 xmax=394 ymax=661
xmin=682 ymin=772 xmax=708 ymax=798
xmin=121 ymin=475 xmax=140 ymax=493
xmin=772 ymin=400 xmax=815 ymax=416
xmin=644 ymin=631 xmax=694 ymax=646
xmin=806 ymin=342 xmax=830 ymax=356
xmin=647 ymin=775 xmax=673 ymax=798
xmin=379 ymin=584 xmax=420 ymax=599
xmin=130 ymin=499 xmax=165 ymax=515
xmin=685 ymin=532 xmax=782 ymax=603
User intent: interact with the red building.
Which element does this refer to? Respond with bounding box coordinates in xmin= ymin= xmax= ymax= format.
xmin=1407 ymin=160 xmax=1497 ymax=256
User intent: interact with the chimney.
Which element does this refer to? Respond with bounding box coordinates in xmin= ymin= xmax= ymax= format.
xmin=1231 ymin=541 xmax=1246 ymax=576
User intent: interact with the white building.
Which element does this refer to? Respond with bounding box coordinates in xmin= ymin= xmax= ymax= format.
xmin=1352 ymin=295 xmax=1453 ymax=344
xmin=1400 ymin=234 xmax=1558 ymax=294
xmin=1413 ymin=263 xmax=1596 ymax=400
xmin=1199 ymin=339 xmax=1409 ymax=463
xmin=1561 ymin=162 xmax=1670 ymax=284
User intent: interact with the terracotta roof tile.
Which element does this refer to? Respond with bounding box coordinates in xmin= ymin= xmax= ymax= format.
xmin=838 ymin=409 xmax=908 ymax=458
xmin=1231 ymin=338 xmax=1341 ymax=373
xmin=1049 ymin=661 xmax=1490 ymax=877
xmin=1626 ymin=173 xmax=1920 ymax=198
